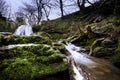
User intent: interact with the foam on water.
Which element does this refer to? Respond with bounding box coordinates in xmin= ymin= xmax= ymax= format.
xmin=73 ymin=64 xmax=84 ymax=80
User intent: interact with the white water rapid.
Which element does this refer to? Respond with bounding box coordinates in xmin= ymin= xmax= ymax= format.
xmin=72 ymin=64 xmax=84 ymax=80
xmin=65 ymin=43 xmax=96 ymax=66
xmin=65 ymin=43 xmax=120 ymax=80
xmin=65 ymin=43 xmax=96 ymax=80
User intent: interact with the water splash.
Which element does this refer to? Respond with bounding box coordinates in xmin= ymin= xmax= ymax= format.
xmin=65 ymin=43 xmax=96 ymax=66
xmin=14 ymin=25 xmax=33 ymax=36
xmin=73 ymin=64 xmax=84 ymax=80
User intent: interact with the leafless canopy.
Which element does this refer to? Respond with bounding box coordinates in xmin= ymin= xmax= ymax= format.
xmin=0 ymin=0 xmax=8 ymax=16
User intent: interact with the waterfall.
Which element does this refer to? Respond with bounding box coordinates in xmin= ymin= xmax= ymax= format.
xmin=14 ymin=19 xmax=33 ymax=36
xmin=14 ymin=25 xmax=33 ymax=36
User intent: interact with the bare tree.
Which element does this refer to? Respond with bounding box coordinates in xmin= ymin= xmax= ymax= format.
xmin=59 ymin=0 xmax=64 ymax=17
xmin=31 ymin=0 xmax=51 ymax=23
xmin=77 ymin=0 xmax=86 ymax=11
xmin=70 ymin=0 xmax=101 ymax=11
xmin=53 ymin=0 xmax=65 ymax=17
xmin=33 ymin=0 xmax=43 ymax=24
xmin=22 ymin=3 xmax=37 ymax=24
xmin=21 ymin=0 xmax=52 ymax=24
xmin=43 ymin=6 xmax=50 ymax=21
xmin=0 ymin=0 xmax=8 ymax=16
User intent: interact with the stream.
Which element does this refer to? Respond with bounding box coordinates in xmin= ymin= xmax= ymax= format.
xmin=65 ymin=43 xmax=120 ymax=80
xmin=1 ymin=24 xmax=120 ymax=80
xmin=1 ymin=40 xmax=120 ymax=80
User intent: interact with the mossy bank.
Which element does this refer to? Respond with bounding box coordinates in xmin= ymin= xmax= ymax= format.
xmin=0 ymin=44 xmax=69 ymax=80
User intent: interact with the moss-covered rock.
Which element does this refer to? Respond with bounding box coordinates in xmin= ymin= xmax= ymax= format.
xmin=111 ymin=53 xmax=120 ymax=68
xmin=0 ymin=34 xmax=52 ymax=45
xmin=93 ymin=47 xmax=108 ymax=57
xmin=0 ymin=44 xmax=68 ymax=80
xmin=53 ymin=42 xmax=66 ymax=54
xmin=111 ymin=38 xmax=120 ymax=68
xmin=101 ymin=38 xmax=113 ymax=47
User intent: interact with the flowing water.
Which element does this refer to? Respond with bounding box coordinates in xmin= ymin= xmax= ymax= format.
xmin=6 ymin=44 xmax=39 ymax=49
xmin=14 ymin=25 xmax=33 ymax=36
xmin=65 ymin=43 xmax=120 ymax=80
xmin=2 ymin=24 xmax=120 ymax=80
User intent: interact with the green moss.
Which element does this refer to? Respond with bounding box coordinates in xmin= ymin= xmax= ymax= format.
xmin=53 ymin=42 xmax=66 ymax=54
xmin=111 ymin=38 xmax=120 ymax=68
xmin=0 ymin=34 xmax=4 ymax=45
xmin=101 ymin=39 xmax=113 ymax=47
xmin=0 ymin=20 xmax=17 ymax=32
xmin=84 ymin=39 xmax=96 ymax=50
xmin=93 ymin=47 xmax=107 ymax=57
xmin=0 ymin=44 xmax=68 ymax=80
xmin=109 ymin=16 xmax=120 ymax=26
xmin=111 ymin=53 xmax=120 ymax=68
xmin=0 ymin=34 xmax=52 ymax=45
xmin=50 ymin=33 xmax=65 ymax=40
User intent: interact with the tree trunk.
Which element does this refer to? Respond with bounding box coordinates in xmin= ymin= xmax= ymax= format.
xmin=77 ymin=0 xmax=85 ymax=11
xmin=77 ymin=0 xmax=81 ymax=10
xmin=36 ymin=0 xmax=42 ymax=24
xmin=59 ymin=0 xmax=64 ymax=17
xmin=43 ymin=7 xmax=50 ymax=21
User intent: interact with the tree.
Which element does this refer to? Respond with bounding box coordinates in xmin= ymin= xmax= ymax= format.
xmin=21 ymin=0 xmax=51 ymax=24
xmin=59 ymin=0 xmax=64 ymax=17
xmin=43 ymin=6 xmax=50 ymax=21
xmin=0 ymin=0 xmax=8 ymax=16
xmin=71 ymin=0 xmax=100 ymax=11
xmin=53 ymin=0 xmax=64 ymax=17
xmin=22 ymin=3 xmax=37 ymax=24
xmin=32 ymin=0 xmax=52 ymax=23
xmin=77 ymin=0 xmax=86 ymax=11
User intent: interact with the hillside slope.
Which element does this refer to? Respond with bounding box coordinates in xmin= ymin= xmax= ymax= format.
xmin=33 ymin=0 xmax=120 ymax=68
xmin=34 ymin=0 xmax=116 ymax=39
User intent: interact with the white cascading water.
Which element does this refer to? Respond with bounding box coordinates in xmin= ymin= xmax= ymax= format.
xmin=14 ymin=19 xmax=33 ymax=36
xmin=65 ymin=43 xmax=97 ymax=80
xmin=65 ymin=43 xmax=120 ymax=80
xmin=65 ymin=43 xmax=96 ymax=66
xmin=6 ymin=44 xmax=39 ymax=49
xmin=72 ymin=64 xmax=84 ymax=80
